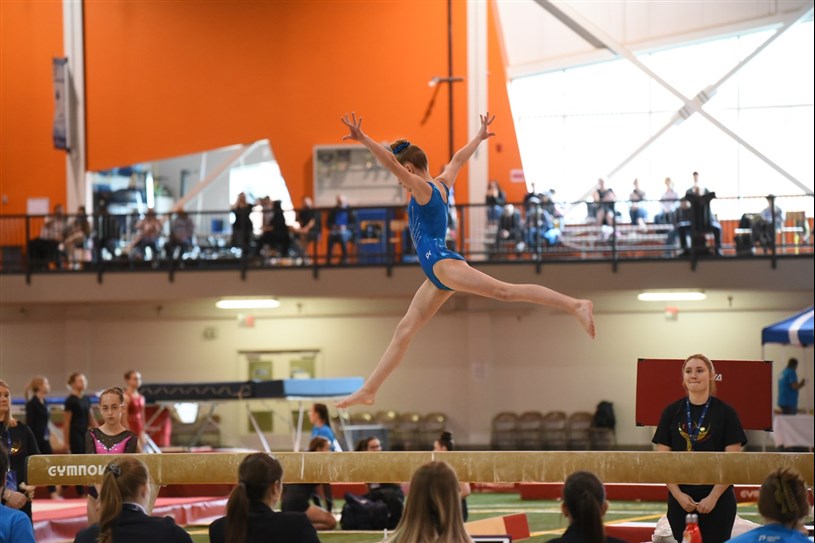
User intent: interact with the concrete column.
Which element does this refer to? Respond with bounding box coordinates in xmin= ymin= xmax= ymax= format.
xmin=63 ymin=0 xmax=88 ymax=212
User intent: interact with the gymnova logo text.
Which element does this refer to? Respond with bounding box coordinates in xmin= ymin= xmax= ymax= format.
xmin=47 ymin=464 xmax=108 ymax=477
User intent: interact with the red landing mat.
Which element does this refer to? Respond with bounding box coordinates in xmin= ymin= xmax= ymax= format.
xmin=33 ymin=497 xmax=227 ymax=543
xmin=519 ymin=483 xmax=761 ymax=502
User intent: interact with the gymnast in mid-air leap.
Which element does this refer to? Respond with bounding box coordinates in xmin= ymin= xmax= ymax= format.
xmin=336 ymin=112 xmax=595 ymax=408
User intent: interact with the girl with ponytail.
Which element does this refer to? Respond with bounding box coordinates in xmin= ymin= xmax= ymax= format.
xmin=73 ymin=457 xmax=191 ymax=543
xmin=728 ymin=468 xmax=811 ymax=542
xmin=548 ymin=471 xmax=626 ymax=543
xmin=209 ymin=452 xmax=320 ymax=543
xmin=433 ymin=431 xmax=471 ymax=521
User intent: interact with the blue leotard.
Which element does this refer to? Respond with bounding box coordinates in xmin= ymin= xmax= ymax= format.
xmin=408 ymin=182 xmax=465 ymax=290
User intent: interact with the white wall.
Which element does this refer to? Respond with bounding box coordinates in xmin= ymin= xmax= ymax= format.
xmin=2 ymin=300 xmax=812 ymax=450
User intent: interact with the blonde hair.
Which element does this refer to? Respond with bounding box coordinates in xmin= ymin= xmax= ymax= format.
xmin=24 ymin=376 xmax=47 ymax=400
xmin=0 ymin=380 xmax=17 ymax=428
xmin=681 ymin=353 xmax=717 ymax=395
xmin=385 ymin=461 xmax=472 ymax=543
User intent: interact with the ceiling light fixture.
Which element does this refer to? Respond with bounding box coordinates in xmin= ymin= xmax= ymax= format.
xmin=637 ymin=291 xmax=707 ymax=302
xmin=215 ymin=298 xmax=281 ymax=310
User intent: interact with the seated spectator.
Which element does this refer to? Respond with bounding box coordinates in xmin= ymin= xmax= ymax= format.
xmin=628 ymin=179 xmax=648 ymax=228
xmin=665 ymin=197 xmax=692 ymax=257
xmin=728 ymin=468 xmax=810 ymax=543
xmin=354 ymin=436 xmax=405 ymax=530
xmin=654 ymin=177 xmax=679 ymax=225
xmin=525 ymin=195 xmax=560 ymax=250
xmin=494 ymin=204 xmax=524 ymax=254
xmin=210 ymin=453 xmax=320 ymax=543
xmin=0 ymin=443 xmax=35 ymax=543
xmin=433 ymin=431 xmax=471 ymax=521
xmin=292 ymin=196 xmax=321 ymax=262
xmin=63 ymin=205 xmax=92 ymax=268
xmin=74 ymin=457 xmax=192 ymax=543
xmin=131 ymin=208 xmax=162 ymax=260
xmin=485 ymin=180 xmax=506 ymax=224
xmin=755 ymin=195 xmax=785 ymax=250
xmin=281 ymin=437 xmax=337 ymax=531
xmin=592 ymin=179 xmax=616 ymax=226
xmin=29 ymin=203 xmax=67 ymax=270
xmin=383 ymin=461 xmax=470 ymax=543
xmin=93 ymin=200 xmax=122 ymax=262
xmin=164 ymin=209 xmax=195 ymax=260
xmin=548 ymin=471 xmax=626 ymax=543
xmin=326 ymin=194 xmax=357 ymax=265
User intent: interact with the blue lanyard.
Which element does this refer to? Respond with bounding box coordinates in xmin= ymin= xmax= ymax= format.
xmin=685 ymin=398 xmax=711 ymax=451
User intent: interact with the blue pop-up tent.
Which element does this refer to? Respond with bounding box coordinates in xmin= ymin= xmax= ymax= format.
xmin=762 ymin=306 xmax=814 ymax=348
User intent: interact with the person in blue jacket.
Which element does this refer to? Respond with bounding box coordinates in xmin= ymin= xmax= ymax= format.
xmin=337 ymin=112 xmax=595 ymax=408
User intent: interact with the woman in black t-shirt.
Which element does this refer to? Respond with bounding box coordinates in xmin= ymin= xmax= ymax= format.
xmin=63 ymin=372 xmax=97 ymax=496
xmin=652 ymin=353 xmax=746 ymax=543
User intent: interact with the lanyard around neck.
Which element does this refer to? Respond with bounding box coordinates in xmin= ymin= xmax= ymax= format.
xmin=685 ymin=397 xmax=712 ymax=451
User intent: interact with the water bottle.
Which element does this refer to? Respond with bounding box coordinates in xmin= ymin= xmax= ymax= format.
xmin=682 ymin=513 xmax=702 ymax=543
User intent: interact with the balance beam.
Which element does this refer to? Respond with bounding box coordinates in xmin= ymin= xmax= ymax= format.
xmin=27 ymin=451 xmax=813 ymax=486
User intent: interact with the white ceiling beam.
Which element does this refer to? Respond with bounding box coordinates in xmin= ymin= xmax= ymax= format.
xmin=608 ymin=3 xmax=814 ymax=184
xmin=535 ymin=0 xmax=813 ymax=196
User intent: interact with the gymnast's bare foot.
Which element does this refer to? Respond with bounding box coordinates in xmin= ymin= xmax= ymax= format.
xmin=575 ymin=300 xmax=595 ymax=338
xmin=336 ymin=387 xmax=376 ymax=408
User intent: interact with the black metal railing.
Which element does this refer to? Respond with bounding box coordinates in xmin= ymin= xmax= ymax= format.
xmin=1 ymin=194 xmax=811 ymax=281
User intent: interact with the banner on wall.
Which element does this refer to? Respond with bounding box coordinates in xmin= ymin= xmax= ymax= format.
xmin=636 ymin=358 xmax=772 ymax=431
xmin=52 ymin=57 xmax=71 ymax=151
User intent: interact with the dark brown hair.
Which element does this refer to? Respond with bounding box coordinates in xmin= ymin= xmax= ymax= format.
xmin=436 ymin=431 xmax=455 ymax=451
xmin=390 ymin=139 xmax=428 ymax=172
xmin=226 ymin=453 xmax=284 ymax=543
xmin=312 ymin=403 xmax=330 ymax=427
xmin=562 ymin=471 xmax=606 ymax=543
xmin=758 ymin=468 xmax=809 ymax=527
xmin=309 ymin=436 xmax=330 ymax=452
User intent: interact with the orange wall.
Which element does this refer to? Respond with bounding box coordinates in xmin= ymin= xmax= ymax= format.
xmin=0 ymin=1 xmax=66 ymax=216
xmin=3 ymin=1 xmax=522 ymax=214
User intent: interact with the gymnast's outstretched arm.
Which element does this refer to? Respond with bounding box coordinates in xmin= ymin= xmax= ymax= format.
xmin=339 ymin=112 xmax=429 ymax=199
xmin=438 ymin=113 xmax=494 ymax=187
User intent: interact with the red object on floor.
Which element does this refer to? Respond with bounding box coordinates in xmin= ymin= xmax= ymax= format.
xmin=518 ymin=483 xmax=761 ymax=502
xmin=605 ymin=523 xmax=655 ymax=543
xmin=331 ymin=482 xmax=369 ymax=499
xmin=32 ymin=496 xmax=226 ymax=543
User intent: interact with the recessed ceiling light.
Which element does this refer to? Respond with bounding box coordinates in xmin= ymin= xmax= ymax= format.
xmin=215 ymin=298 xmax=280 ymax=309
xmin=637 ymin=291 xmax=706 ymax=302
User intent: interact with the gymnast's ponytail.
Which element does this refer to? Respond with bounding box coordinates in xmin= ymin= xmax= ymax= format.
xmin=226 ymin=453 xmax=284 ymax=543
xmin=562 ymin=471 xmax=606 ymax=543
xmin=98 ymin=458 xmax=149 ymax=543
